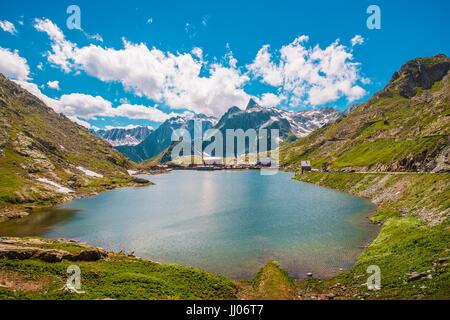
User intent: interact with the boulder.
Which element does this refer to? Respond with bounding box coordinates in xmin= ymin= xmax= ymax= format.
xmin=407 ymin=271 xmax=428 ymax=282
xmin=0 ymin=237 xmax=107 ymax=263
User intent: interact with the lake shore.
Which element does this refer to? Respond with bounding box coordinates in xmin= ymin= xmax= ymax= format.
xmin=0 ymin=170 xmax=376 ymax=280
xmin=293 ymin=172 xmax=449 ymax=299
xmin=0 ymin=171 xmax=448 ymax=300
xmin=0 ymin=175 xmax=152 ymax=222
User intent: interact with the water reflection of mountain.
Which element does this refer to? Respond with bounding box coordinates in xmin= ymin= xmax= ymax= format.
xmin=0 ymin=208 xmax=80 ymax=237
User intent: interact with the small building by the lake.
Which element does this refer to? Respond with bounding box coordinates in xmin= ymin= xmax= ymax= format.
xmin=300 ymin=161 xmax=312 ymax=174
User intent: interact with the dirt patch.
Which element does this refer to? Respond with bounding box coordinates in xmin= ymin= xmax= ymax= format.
xmin=0 ymin=270 xmax=53 ymax=292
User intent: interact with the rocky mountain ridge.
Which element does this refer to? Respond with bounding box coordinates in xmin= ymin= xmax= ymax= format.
xmin=118 ymin=100 xmax=340 ymax=162
xmin=281 ymin=54 xmax=450 ymax=172
xmin=95 ymin=126 xmax=154 ymax=146
xmin=0 ymin=74 xmax=142 ymax=219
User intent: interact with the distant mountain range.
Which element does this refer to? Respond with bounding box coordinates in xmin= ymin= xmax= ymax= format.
xmin=215 ymin=98 xmax=340 ymax=139
xmin=94 ymin=126 xmax=154 ymax=147
xmin=116 ymin=100 xmax=341 ymax=162
xmin=116 ymin=113 xmax=217 ymax=162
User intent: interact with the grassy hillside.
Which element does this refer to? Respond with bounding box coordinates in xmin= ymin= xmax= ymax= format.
xmin=238 ymin=261 xmax=297 ymax=300
xmin=294 ymin=172 xmax=449 ymax=299
xmin=0 ymin=238 xmax=237 ymax=300
xmin=279 ymin=55 xmax=449 ymax=299
xmin=281 ymin=54 xmax=450 ymax=172
xmin=0 ymin=74 xmax=140 ymax=219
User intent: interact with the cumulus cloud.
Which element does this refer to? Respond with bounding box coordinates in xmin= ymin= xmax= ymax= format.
xmin=256 ymin=93 xmax=286 ymax=108
xmin=13 ymin=79 xmax=173 ymax=128
xmin=114 ymin=104 xmax=175 ymax=121
xmin=34 ymin=19 xmax=250 ymax=116
xmin=47 ymin=80 xmax=60 ymax=90
xmin=0 ymin=47 xmax=30 ymax=80
xmin=34 ymin=18 xmax=76 ymax=73
xmin=0 ymin=20 xmax=17 ymax=34
xmin=33 ymin=18 xmax=368 ymax=114
xmin=350 ymin=35 xmax=365 ymax=47
xmin=85 ymin=32 xmax=103 ymax=43
xmin=248 ymin=35 xmax=366 ymax=106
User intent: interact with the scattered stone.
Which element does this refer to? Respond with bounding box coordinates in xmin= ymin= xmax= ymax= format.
xmin=0 ymin=237 xmax=107 ymax=263
xmin=407 ymin=271 xmax=428 ymax=282
xmin=4 ymin=211 xmax=30 ymax=219
xmin=132 ymin=177 xmax=152 ymax=185
xmin=437 ymin=257 xmax=450 ymax=264
xmin=72 ymin=249 xmax=107 ymax=261
xmin=326 ymin=293 xmax=335 ymax=300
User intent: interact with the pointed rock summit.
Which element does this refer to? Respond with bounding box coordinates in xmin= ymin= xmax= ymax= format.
xmin=382 ymin=54 xmax=450 ymax=99
xmin=246 ymin=98 xmax=261 ymax=110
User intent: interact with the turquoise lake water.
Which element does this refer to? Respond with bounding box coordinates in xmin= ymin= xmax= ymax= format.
xmin=0 ymin=170 xmax=377 ymax=279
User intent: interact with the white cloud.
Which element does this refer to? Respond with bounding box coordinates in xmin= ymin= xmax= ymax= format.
xmin=247 ymin=45 xmax=284 ymax=87
xmin=34 ymin=18 xmax=75 ymax=73
xmin=34 ymin=19 xmax=251 ymax=116
xmin=248 ymin=35 xmax=366 ymax=106
xmin=47 ymin=80 xmax=60 ymax=90
xmin=0 ymin=47 xmax=30 ymax=80
xmin=67 ymin=116 xmax=94 ymax=129
xmin=13 ymin=80 xmax=173 ymax=128
xmin=0 ymin=20 xmax=17 ymax=35
xmin=85 ymin=32 xmax=103 ymax=43
xmin=33 ymin=18 xmax=368 ymax=114
xmin=113 ymin=104 xmax=176 ymax=122
xmin=56 ymin=93 xmax=113 ymax=119
xmin=256 ymin=93 xmax=286 ymax=108
xmin=191 ymin=47 xmax=203 ymax=60
xmin=350 ymin=35 xmax=365 ymax=47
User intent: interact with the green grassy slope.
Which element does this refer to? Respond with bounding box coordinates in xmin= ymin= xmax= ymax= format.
xmin=280 ymin=55 xmax=449 ymax=299
xmin=237 ymin=261 xmax=297 ymax=300
xmin=0 ymin=238 xmax=237 ymax=300
xmin=281 ymin=55 xmax=450 ymax=172
xmin=295 ymin=172 xmax=449 ymax=299
xmin=0 ymin=74 xmax=138 ymax=216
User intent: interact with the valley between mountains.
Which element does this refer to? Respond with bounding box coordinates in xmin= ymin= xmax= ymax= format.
xmin=0 ymin=54 xmax=449 ymax=300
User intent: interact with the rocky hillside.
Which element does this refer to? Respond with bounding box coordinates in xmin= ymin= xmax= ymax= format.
xmin=117 ymin=113 xmax=217 ymax=162
xmin=119 ymin=99 xmax=340 ymax=163
xmin=295 ymin=171 xmax=449 ymax=299
xmin=216 ymin=99 xmax=340 ymax=139
xmin=94 ymin=126 xmax=153 ymax=147
xmin=281 ymin=54 xmax=450 ymax=172
xmin=0 ymin=74 xmax=138 ymax=218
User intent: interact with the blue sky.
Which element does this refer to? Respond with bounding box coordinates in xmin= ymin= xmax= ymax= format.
xmin=0 ymin=0 xmax=449 ymax=130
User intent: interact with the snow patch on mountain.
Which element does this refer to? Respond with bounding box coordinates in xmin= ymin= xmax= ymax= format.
xmin=76 ymin=166 xmax=103 ymax=178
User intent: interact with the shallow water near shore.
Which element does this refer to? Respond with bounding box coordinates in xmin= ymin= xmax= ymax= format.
xmin=0 ymin=170 xmax=378 ymax=279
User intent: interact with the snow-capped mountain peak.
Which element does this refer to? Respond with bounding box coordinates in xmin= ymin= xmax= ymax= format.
xmin=94 ymin=126 xmax=154 ymax=147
